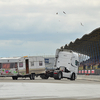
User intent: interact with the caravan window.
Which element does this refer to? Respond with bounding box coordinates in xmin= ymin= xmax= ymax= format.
xmin=39 ymin=61 xmax=43 ymax=66
xmin=0 ymin=63 xmax=17 ymax=69
xmin=2 ymin=63 xmax=10 ymax=68
xmin=10 ymin=63 xmax=15 ymax=68
xmin=19 ymin=62 xmax=23 ymax=67
xmin=31 ymin=61 xmax=34 ymax=66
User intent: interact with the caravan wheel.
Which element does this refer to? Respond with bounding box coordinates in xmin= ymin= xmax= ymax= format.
xmin=12 ymin=76 xmax=15 ymax=80
xmin=12 ymin=76 xmax=18 ymax=80
xmin=30 ymin=73 xmax=35 ymax=80
xmin=15 ymin=77 xmax=18 ymax=80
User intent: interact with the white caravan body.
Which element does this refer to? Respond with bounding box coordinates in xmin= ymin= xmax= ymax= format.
xmin=54 ymin=49 xmax=79 ymax=79
xmin=0 ymin=56 xmax=45 ymax=76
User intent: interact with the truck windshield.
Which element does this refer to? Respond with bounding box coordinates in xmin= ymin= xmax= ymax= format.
xmin=0 ymin=63 xmax=1 ymax=69
xmin=75 ymin=60 xmax=79 ymax=66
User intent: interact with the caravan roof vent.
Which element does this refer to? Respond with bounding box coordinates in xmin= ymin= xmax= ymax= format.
xmin=23 ymin=56 xmax=28 ymax=58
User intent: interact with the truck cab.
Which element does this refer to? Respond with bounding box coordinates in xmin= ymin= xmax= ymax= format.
xmin=53 ymin=49 xmax=79 ymax=80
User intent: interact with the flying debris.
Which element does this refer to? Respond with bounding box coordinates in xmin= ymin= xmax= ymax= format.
xmin=56 ymin=12 xmax=58 ymax=14
xmin=80 ymin=23 xmax=84 ymax=26
xmin=63 ymin=11 xmax=66 ymax=14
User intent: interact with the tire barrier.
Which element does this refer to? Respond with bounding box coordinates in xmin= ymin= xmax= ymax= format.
xmin=78 ymin=70 xmax=97 ymax=75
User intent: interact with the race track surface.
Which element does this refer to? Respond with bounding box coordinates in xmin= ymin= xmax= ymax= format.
xmin=0 ymin=77 xmax=100 ymax=100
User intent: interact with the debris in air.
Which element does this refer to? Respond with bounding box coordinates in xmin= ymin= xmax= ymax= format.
xmin=63 ymin=11 xmax=66 ymax=14
xmin=56 ymin=12 xmax=58 ymax=14
xmin=56 ymin=11 xmax=66 ymax=15
xmin=80 ymin=23 xmax=84 ymax=26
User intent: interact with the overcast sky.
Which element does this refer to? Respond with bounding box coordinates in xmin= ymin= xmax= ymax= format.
xmin=0 ymin=0 xmax=100 ymax=57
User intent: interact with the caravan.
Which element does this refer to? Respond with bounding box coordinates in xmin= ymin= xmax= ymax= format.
xmin=0 ymin=56 xmax=45 ymax=80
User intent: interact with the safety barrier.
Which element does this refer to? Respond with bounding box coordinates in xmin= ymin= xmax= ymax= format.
xmin=78 ymin=70 xmax=95 ymax=75
xmin=77 ymin=75 xmax=100 ymax=81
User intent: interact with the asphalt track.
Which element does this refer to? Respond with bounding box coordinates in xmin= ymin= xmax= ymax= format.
xmin=0 ymin=77 xmax=100 ymax=100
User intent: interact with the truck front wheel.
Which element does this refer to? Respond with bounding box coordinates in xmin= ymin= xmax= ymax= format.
xmin=70 ymin=73 xmax=75 ymax=81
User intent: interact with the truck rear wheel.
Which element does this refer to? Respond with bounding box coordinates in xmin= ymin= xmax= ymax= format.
xmin=58 ymin=72 xmax=61 ymax=80
xmin=54 ymin=72 xmax=62 ymax=80
xmin=40 ymin=75 xmax=49 ymax=79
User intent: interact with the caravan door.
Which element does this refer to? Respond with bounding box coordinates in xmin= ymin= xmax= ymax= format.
xmin=25 ymin=59 xmax=29 ymax=74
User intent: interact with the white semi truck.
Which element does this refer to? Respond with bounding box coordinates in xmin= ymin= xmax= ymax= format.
xmin=53 ymin=49 xmax=79 ymax=80
xmin=41 ymin=49 xmax=79 ymax=80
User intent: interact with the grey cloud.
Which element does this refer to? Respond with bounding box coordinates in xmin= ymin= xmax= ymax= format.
xmin=0 ymin=0 xmax=100 ymax=57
